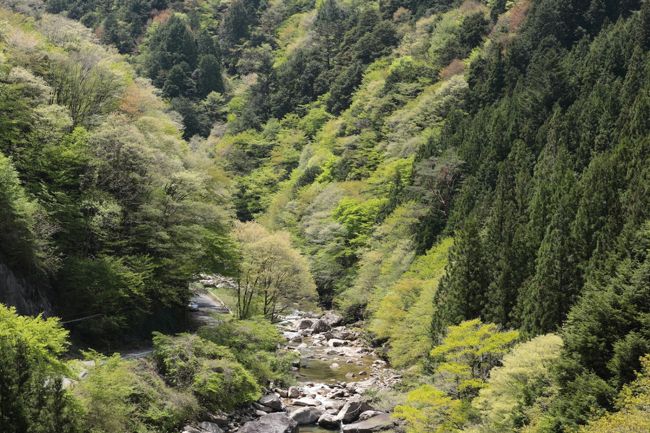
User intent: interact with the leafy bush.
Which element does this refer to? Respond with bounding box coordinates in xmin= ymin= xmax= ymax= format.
xmin=152 ymin=332 xmax=236 ymax=388
xmin=74 ymin=355 xmax=198 ymax=433
xmin=192 ymin=358 xmax=261 ymax=412
xmin=198 ymin=318 xmax=296 ymax=385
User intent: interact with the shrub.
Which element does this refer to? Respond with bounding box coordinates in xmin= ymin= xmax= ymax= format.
xmin=74 ymin=355 xmax=198 ymax=433
xmin=192 ymin=358 xmax=261 ymax=411
xmin=198 ymin=318 xmax=295 ymax=385
xmin=198 ymin=317 xmax=284 ymax=353
xmin=152 ymin=332 xmax=236 ymax=388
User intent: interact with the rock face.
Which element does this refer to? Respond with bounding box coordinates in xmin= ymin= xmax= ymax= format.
xmin=289 ymin=406 xmax=324 ymax=425
xmin=341 ymin=413 xmax=394 ymax=432
xmin=238 ymin=413 xmax=298 ymax=433
xmin=259 ymin=393 xmax=284 ymax=412
xmin=0 ymin=263 xmax=51 ymax=315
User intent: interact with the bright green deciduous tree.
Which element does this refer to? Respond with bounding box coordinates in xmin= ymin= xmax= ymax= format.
xmin=473 ymin=334 xmax=563 ymax=432
xmin=0 ymin=304 xmax=80 ymax=433
xmin=430 ymin=319 xmax=519 ymax=399
xmin=395 ymin=320 xmax=519 ymax=433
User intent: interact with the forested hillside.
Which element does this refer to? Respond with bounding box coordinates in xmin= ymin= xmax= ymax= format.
xmin=0 ymin=4 xmax=237 ymax=341
xmin=1 ymin=0 xmax=649 ymax=432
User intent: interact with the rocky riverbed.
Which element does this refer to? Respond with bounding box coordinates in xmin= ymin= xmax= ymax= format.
xmin=181 ymin=311 xmax=401 ymax=433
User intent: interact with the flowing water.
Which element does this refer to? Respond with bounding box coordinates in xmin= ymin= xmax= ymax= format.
xmin=295 ymin=353 xmax=377 ymax=383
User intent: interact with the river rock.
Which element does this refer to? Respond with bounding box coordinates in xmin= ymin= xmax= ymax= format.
xmin=323 ymin=399 xmax=345 ymax=410
xmin=259 ymin=393 xmax=284 ymax=411
xmin=287 ymin=386 xmax=301 ymax=398
xmin=312 ymin=319 xmax=331 ymax=333
xmin=320 ymin=311 xmax=343 ymax=327
xmin=293 ymin=397 xmax=320 ymax=406
xmin=336 ymin=396 xmax=373 ymax=423
xmin=329 ymin=339 xmax=347 ymax=347
xmin=341 ymin=413 xmax=394 ymax=432
xmin=289 ymin=406 xmax=325 ymax=425
xmin=198 ymin=421 xmax=224 ymax=433
xmin=298 ymin=319 xmax=314 ymax=329
xmin=358 ymin=411 xmax=384 ymax=421
xmin=332 ymin=328 xmax=355 ymax=340
xmin=238 ymin=413 xmax=298 ymax=433
xmin=318 ymin=412 xmax=340 ymax=429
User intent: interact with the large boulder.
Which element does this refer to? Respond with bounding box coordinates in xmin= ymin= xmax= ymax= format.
xmin=318 ymin=412 xmax=341 ymax=429
xmin=289 ymin=406 xmax=325 ymax=425
xmin=328 ymin=339 xmax=347 ymax=347
xmin=311 ymin=319 xmax=331 ymax=334
xmin=332 ymin=328 xmax=356 ymax=340
xmin=336 ymin=396 xmax=374 ymax=423
xmin=238 ymin=413 xmax=299 ymax=433
xmin=320 ymin=311 xmax=343 ymax=327
xmin=292 ymin=397 xmax=320 ymax=407
xmin=341 ymin=413 xmax=394 ymax=432
xmin=259 ymin=393 xmax=284 ymax=411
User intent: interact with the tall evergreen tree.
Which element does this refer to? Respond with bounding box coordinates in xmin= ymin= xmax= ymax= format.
xmin=196 ymin=55 xmax=224 ymax=98
xmin=145 ymin=15 xmax=198 ymax=87
xmin=518 ymin=151 xmax=579 ymax=334
xmin=433 ymin=217 xmax=489 ymax=340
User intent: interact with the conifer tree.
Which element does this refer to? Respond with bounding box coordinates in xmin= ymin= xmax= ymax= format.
xmin=433 ymin=217 xmax=488 ymax=339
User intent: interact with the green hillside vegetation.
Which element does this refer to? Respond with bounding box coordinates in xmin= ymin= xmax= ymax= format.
xmin=0 ymin=303 xmax=294 ymax=433
xmin=0 ymin=7 xmax=236 ymax=342
xmin=1 ymin=0 xmax=649 ymax=432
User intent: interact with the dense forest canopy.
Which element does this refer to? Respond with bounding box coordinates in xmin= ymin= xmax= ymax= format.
xmin=1 ymin=0 xmax=649 ymax=432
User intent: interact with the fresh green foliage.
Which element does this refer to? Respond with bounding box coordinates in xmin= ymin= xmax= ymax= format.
xmin=0 ymin=304 xmax=79 ymax=433
xmin=0 ymin=8 xmax=235 ymax=342
xmin=430 ymin=319 xmax=519 ymax=399
xmin=192 ymin=358 xmax=261 ymax=412
xmin=73 ymin=354 xmax=197 ymax=433
xmin=394 ymin=319 xmax=519 ymax=432
xmin=232 ymin=222 xmax=317 ymax=320
xmin=198 ymin=317 xmax=297 ymax=385
xmin=472 ymin=334 xmax=563 ymax=433
xmin=394 ymin=384 xmax=468 ymax=433
xmin=370 ymin=237 xmax=452 ymax=368
xmin=152 ymin=332 xmax=236 ymax=388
